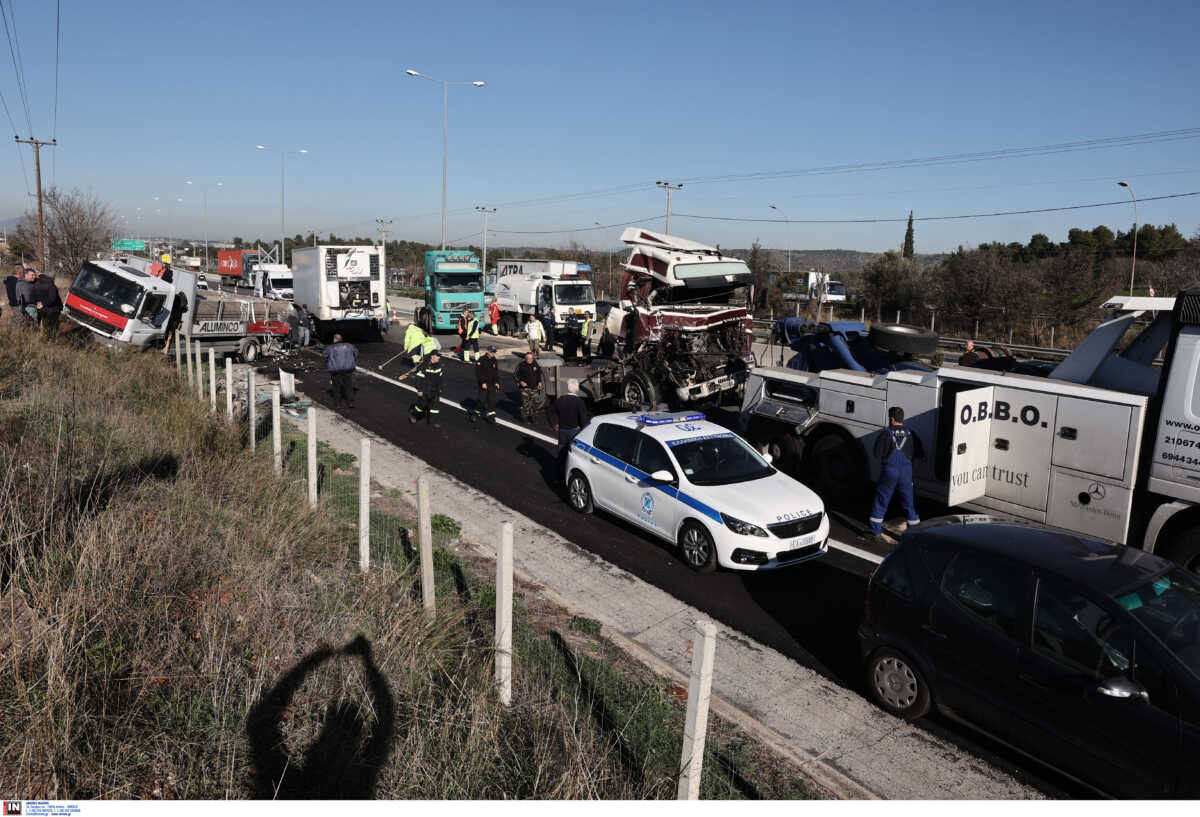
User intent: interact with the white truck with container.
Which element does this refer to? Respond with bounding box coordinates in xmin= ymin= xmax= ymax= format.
xmin=492 ymin=258 xmax=596 ymax=339
xmin=740 ymin=292 xmax=1200 ymax=572
xmin=792 ymin=269 xmax=846 ymax=303
xmin=64 ymin=255 xmax=292 ymax=361
xmin=290 ymin=244 xmax=387 ymax=343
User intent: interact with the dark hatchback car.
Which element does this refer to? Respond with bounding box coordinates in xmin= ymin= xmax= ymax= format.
xmin=859 ymin=516 xmax=1200 ymax=798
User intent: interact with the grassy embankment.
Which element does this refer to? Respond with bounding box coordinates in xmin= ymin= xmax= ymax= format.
xmin=0 ymin=328 xmax=812 ymax=799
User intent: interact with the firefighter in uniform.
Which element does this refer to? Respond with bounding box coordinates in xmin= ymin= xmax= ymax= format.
xmin=472 ymin=345 xmax=501 ymax=423
xmin=458 ymin=308 xmax=481 ymax=362
xmin=867 ymin=406 xmax=924 ymax=541
xmin=404 ymin=322 xmax=428 ymax=367
xmin=410 ymin=351 xmax=444 ymax=428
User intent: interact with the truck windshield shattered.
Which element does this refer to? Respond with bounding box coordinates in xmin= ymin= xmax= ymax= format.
xmin=72 ymin=264 xmax=144 ymax=314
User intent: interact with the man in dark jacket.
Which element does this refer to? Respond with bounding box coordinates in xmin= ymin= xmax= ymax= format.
xmin=322 ymin=333 xmax=360 ymax=408
xmin=4 ymin=263 xmax=22 ymax=323
xmin=32 ymin=272 xmax=63 ymax=337
xmin=867 ymin=406 xmax=925 ymax=541
xmin=410 ymin=351 xmax=443 ymax=428
xmin=548 ymin=378 xmax=589 ymax=464
xmin=516 ymin=351 xmax=544 ymax=424
xmin=472 ymin=345 xmax=501 ymax=424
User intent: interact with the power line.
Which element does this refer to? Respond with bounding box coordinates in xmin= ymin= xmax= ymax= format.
xmin=0 ymin=82 xmax=28 ymax=192
xmin=672 ymin=191 xmax=1200 ymax=225
xmin=0 ymin=0 xmax=32 ymax=136
xmin=50 ymin=0 xmax=59 ymax=185
xmin=489 ymin=215 xmax=662 ymax=235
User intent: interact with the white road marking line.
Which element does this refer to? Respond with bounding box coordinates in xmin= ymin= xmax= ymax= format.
xmin=827 ymin=539 xmax=883 ymax=564
xmin=357 ymin=367 xmax=559 ymax=445
xmin=358 ymin=367 xmax=884 ymax=568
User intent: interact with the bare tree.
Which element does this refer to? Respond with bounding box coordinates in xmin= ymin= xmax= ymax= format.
xmin=15 ymin=187 xmax=117 ymax=281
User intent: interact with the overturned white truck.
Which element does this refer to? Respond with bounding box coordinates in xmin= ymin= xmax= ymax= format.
xmin=741 ymin=294 xmax=1200 ymax=571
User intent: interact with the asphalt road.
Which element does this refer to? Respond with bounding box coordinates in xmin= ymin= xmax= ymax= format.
xmin=280 ymin=332 xmax=1086 ymax=798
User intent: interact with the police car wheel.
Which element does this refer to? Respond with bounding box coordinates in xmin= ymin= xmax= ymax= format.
xmin=867 ymin=647 xmax=931 ymax=720
xmin=566 ymin=470 xmax=593 ymax=514
xmin=679 ymin=522 xmax=717 ymax=572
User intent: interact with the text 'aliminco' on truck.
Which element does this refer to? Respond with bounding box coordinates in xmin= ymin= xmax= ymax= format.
xmin=291 ymin=245 xmax=387 ymax=343
xmin=741 ymin=293 xmax=1200 ymax=573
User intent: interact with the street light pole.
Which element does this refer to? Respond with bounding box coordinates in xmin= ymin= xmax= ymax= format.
xmin=475 ymin=206 xmax=496 ymax=275
xmin=257 ymin=145 xmax=308 ymax=265
xmin=768 ymin=204 xmax=792 ymax=278
xmin=656 ymin=180 xmax=683 ymax=234
xmin=406 ymin=69 xmax=486 ymax=250
xmin=1118 ymin=181 xmax=1139 ymax=297
xmin=187 ymin=180 xmax=224 ymax=272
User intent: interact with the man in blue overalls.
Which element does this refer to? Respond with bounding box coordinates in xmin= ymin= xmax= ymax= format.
xmin=868 ymin=406 xmax=925 ymax=541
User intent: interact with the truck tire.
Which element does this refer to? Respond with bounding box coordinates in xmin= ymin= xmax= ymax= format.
xmin=238 ymin=339 xmax=260 ymax=364
xmin=416 ymin=307 xmax=433 ymax=335
xmin=804 ymin=428 xmax=869 ymax=501
xmin=869 ymin=324 xmax=938 ymax=357
xmin=621 ymin=371 xmax=659 ymax=409
xmin=765 ymin=430 xmax=800 ymax=471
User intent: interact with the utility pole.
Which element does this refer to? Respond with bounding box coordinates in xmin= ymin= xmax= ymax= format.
xmin=376 ymin=217 xmax=392 ymax=249
xmin=475 ymin=206 xmax=495 ymax=276
xmin=15 ymin=137 xmax=57 ymax=270
xmin=656 ymin=180 xmax=682 ymax=234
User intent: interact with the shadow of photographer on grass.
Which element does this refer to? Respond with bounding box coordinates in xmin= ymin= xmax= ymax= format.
xmin=247 ymin=635 xmax=395 ymax=799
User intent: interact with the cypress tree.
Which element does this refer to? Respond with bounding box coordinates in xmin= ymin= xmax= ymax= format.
xmin=903 ymin=211 xmax=915 ymax=259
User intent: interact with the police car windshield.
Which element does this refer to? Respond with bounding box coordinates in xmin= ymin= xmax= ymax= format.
xmin=668 ymin=434 xmax=775 ymax=486
xmin=1117 ymin=567 xmax=1200 ymax=679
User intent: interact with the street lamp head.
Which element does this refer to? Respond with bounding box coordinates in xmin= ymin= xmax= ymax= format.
xmin=405 ymin=69 xmax=419 ymax=76
xmin=216 ymin=182 xmax=224 ymax=187
xmin=186 ymin=179 xmax=194 ymax=185
xmin=769 ymin=204 xmax=778 ymax=210
xmin=298 ymin=149 xmax=308 ymax=154
xmin=472 ymin=81 xmax=485 ymax=87
xmin=1118 ymin=181 xmax=1129 ymax=188
xmin=256 ymin=144 xmax=266 ymax=150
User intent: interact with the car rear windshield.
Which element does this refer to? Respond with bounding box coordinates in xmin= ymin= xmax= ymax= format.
xmin=668 ymin=434 xmax=774 ymax=486
xmin=72 ymin=264 xmax=144 ymax=315
xmin=1116 ymin=567 xmax=1200 ymax=678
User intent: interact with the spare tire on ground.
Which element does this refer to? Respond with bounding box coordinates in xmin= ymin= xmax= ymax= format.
xmin=868 ymin=324 xmax=938 ymax=356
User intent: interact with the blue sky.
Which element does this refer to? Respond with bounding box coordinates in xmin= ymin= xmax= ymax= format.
xmin=2 ymin=0 xmax=1199 ymax=253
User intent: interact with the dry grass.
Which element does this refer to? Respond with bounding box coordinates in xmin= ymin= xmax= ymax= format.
xmin=0 ymin=327 xmax=810 ymax=799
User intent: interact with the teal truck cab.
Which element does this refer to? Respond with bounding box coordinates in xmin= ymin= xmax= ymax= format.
xmin=417 ymin=250 xmax=485 ymax=332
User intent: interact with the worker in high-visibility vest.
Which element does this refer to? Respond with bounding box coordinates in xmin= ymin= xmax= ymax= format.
xmin=457 ymin=308 xmax=482 ymax=362
xmin=404 ymin=322 xmax=428 ymax=367
xmin=580 ymin=311 xmax=594 ymax=363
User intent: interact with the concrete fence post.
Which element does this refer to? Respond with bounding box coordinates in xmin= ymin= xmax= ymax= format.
xmin=677 ymin=619 xmax=717 ymax=801
xmin=829 ymin=304 xmax=834 ymax=322
xmin=931 ymin=312 xmax=936 ymax=332
xmin=1050 ymin=326 xmax=1055 ymax=349
xmin=208 ymin=348 xmax=217 ymax=411
xmin=358 ymin=438 xmax=370 ymax=573
xmin=184 ymin=336 xmax=193 ymax=387
xmin=895 ymin=309 xmax=901 ymax=324
xmin=248 ymin=368 xmax=256 ymax=452
xmin=418 ymin=476 xmax=435 ymax=619
xmin=307 ymin=409 xmax=318 ymax=509
xmin=1009 ymin=328 xmax=1014 ymax=345
xmin=495 ymin=520 xmax=514 ymax=706
xmin=860 ymin=306 xmax=865 ymax=323
xmin=272 ymin=386 xmax=282 ymax=475
xmin=974 ymin=319 xmax=980 ymax=339
xmin=225 ymin=361 xmax=233 ymax=422
xmin=174 ymin=333 xmax=182 ymax=374
xmin=194 ymin=342 xmax=203 ymax=399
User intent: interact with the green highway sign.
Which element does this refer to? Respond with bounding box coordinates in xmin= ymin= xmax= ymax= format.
xmin=112 ymin=238 xmax=146 ymax=251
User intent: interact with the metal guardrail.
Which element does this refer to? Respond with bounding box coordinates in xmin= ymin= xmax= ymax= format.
xmin=936 ymin=335 xmax=1072 ymax=361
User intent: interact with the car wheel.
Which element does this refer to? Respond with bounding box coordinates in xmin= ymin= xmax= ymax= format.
xmin=867 ymin=647 xmax=931 ymax=720
xmin=566 ymin=470 xmax=594 ymax=515
xmin=238 ymin=340 xmax=259 ymax=364
xmin=679 ymin=521 xmax=717 ymax=573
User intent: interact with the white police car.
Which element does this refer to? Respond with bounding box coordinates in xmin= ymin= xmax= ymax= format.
xmin=565 ymin=411 xmax=829 ymax=571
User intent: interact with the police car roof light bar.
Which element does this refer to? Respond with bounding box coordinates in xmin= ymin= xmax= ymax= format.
xmin=637 ymin=411 xmax=706 ymax=425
